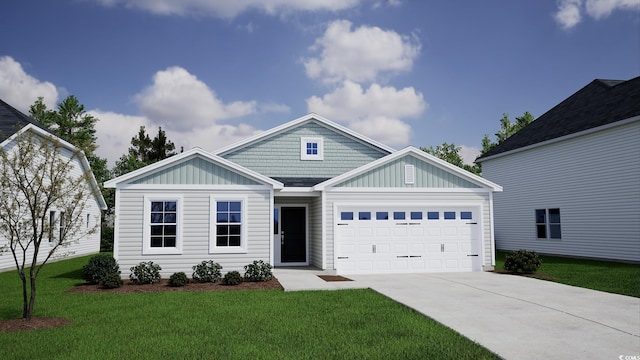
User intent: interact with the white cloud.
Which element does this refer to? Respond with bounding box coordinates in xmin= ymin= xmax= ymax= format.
xmin=304 ymin=20 xmax=421 ymax=84
xmin=554 ymin=0 xmax=640 ymax=29
xmin=459 ymin=145 xmax=481 ymax=165
xmin=306 ymin=80 xmax=426 ymax=146
xmin=95 ymin=0 xmax=361 ymax=18
xmin=0 ymin=56 xmax=58 ymax=113
xmin=134 ymin=66 xmax=257 ymax=132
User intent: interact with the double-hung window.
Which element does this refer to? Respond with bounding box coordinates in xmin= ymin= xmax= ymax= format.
xmin=536 ymin=208 xmax=561 ymax=239
xmin=143 ymin=195 xmax=182 ymax=254
xmin=210 ymin=196 xmax=247 ymax=253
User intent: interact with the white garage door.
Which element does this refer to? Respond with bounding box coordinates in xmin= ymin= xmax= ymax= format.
xmin=335 ymin=206 xmax=481 ymax=274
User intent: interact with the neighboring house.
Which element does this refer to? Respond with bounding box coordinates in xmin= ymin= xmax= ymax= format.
xmin=0 ymin=99 xmax=107 ymax=271
xmin=105 ymin=114 xmax=502 ymax=276
xmin=477 ymin=77 xmax=640 ymax=263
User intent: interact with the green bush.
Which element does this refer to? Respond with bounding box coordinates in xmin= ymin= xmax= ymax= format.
xmin=129 ymin=261 xmax=162 ymax=284
xmin=101 ymin=272 xmax=123 ymax=289
xmin=168 ymin=272 xmax=189 ymax=287
xmin=504 ymin=249 xmax=542 ymax=274
xmin=244 ymin=260 xmax=273 ymax=282
xmin=222 ymin=271 xmax=243 ymax=285
xmin=81 ymin=253 xmax=120 ymax=285
xmin=192 ymin=260 xmax=222 ymax=283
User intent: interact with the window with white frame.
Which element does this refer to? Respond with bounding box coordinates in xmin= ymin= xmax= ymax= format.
xmin=210 ymin=196 xmax=247 ymax=253
xmin=48 ymin=211 xmax=56 ymax=242
xmin=300 ymin=137 xmax=324 ymax=160
xmin=143 ymin=196 xmax=182 ymax=254
xmin=536 ymin=208 xmax=561 ymax=239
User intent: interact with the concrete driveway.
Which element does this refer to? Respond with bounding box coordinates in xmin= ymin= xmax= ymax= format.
xmin=346 ymin=272 xmax=640 ymax=360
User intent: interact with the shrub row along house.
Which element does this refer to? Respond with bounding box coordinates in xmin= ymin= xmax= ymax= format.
xmin=477 ymin=76 xmax=640 ymax=263
xmin=105 ymin=114 xmax=503 ymax=277
xmin=0 ymin=99 xmax=107 ymax=271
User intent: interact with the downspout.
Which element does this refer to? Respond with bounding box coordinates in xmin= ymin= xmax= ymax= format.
xmin=489 ymin=191 xmax=496 ymax=268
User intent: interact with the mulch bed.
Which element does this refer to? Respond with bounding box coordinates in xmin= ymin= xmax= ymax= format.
xmin=1 ymin=278 xmax=282 ymax=333
xmin=317 ymin=275 xmax=352 ymax=282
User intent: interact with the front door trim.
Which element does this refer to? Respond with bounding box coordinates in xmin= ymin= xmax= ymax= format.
xmin=274 ymin=204 xmax=309 ymax=266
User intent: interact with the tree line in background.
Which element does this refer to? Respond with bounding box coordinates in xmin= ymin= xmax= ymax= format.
xmin=422 ymin=111 xmax=534 ymax=175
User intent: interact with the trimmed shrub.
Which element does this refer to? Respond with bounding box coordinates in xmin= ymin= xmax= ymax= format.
xmin=101 ymin=272 xmax=123 ymax=289
xmin=504 ymin=249 xmax=542 ymax=274
xmin=130 ymin=261 xmax=162 ymax=284
xmin=168 ymin=272 xmax=189 ymax=287
xmin=192 ymin=260 xmax=222 ymax=283
xmin=81 ymin=253 xmax=120 ymax=285
xmin=222 ymin=271 xmax=243 ymax=285
xmin=244 ymin=260 xmax=273 ymax=282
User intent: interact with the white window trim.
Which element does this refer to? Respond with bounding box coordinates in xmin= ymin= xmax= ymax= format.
xmin=209 ymin=195 xmax=248 ymax=254
xmin=300 ymin=137 xmax=324 ymax=160
xmin=142 ymin=195 xmax=183 ymax=255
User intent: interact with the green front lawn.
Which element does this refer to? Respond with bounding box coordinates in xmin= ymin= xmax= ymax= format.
xmin=0 ymin=256 xmax=498 ymax=359
xmin=495 ymin=251 xmax=640 ymax=297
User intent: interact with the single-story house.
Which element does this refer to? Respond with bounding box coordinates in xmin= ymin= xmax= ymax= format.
xmin=0 ymin=99 xmax=107 ymax=271
xmin=476 ymin=77 xmax=640 ymax=263
xmin=105 ymin=114 xmax=502 ymax=276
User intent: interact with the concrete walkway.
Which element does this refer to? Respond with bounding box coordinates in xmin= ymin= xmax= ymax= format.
xmin=273 ymin=269 xmax=640 ymax=360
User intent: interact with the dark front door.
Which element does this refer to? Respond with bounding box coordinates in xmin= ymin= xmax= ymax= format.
xmin=281 ymin=207 xmax=306 ymax=263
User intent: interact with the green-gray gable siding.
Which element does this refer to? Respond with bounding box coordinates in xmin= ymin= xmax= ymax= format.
xmin=336 ymin=155 xmax=481 ymax=188
xmin=131 ymin=157 xmax=260 ymax=185
xmin=221 ymin=120 xmax=389 ymax=177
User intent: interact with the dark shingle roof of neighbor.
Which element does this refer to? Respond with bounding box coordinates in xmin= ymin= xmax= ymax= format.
xmin=477 ymin=76 xmax=640 ymax=161
xmin=0 ymin=98 xmax=48 ymax=141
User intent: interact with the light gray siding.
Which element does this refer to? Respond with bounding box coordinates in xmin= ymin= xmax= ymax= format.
xmin=131 ymin=156 xmax=260 ymax=185
xmin=221 ymin=120 xmax=389 ymax=177
xmin=336 ymin=154 xmax=481 ymax=188
xmin=482 ymin=120 xmax=640 ymax=262
xmin=116 ymin=188 xmax=271 ymax=277
xmin=323 ymin=191 xmax=494 ymax=270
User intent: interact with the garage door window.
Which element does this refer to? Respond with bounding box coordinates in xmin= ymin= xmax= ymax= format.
xmin=341 ymin=212 xmax=354 ymax=221
xmin=358 ymin=212 xmax=371 ymax=220
xmin=393 ymin=212 xmax=405 ymax=220
xmin=376 ymin=212 xmax=388 ymax=220
xmin=461 ymin=212 xmax=472 ymax=220
xmin=444 ymin=212 xmax=456 ymax=220
xmin=427 ymin=212 xmax=439 ymax=220
xmin=410 ymin=212 xmax=422 ymax=220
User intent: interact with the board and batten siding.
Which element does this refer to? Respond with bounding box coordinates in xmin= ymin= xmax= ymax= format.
xmin=482 ymin=120 xmax=640 ymax=262
xmin=116 ymin=188 xmax=271 ymax=277
xmin=336 ymin=154 xmax=481 ymax=188
xmin=323 ymin=191 xmax=493 ymax=271
xmin=220 ymin=120 xmax=389 ymax=178
xmin=0 ymin=139 xmax=102 ymax=272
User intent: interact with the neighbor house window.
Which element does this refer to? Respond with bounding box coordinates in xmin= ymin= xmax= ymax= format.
xmin=49 ymin=211 xmax=56 ymax=242
xmin=210 ymin=196 xmax=247 ymax=253
xmin=300 ymin=137 xmax=324 ymax=160
xmin=143 ymin=195 xmax=182 ymax=254
xmin=59 ymin=211 xmax=66 ymax=240
xmin=536 ymin=208 xmax=561 ymax=239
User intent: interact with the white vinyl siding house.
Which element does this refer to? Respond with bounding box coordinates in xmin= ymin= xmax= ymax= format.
xmin=107 ymin=114 xmax=503 ymax=276
xmin=0 ymin=104 xmax=107 ymax=272
xmin=477 ymin=77 xmax=640 ymax=263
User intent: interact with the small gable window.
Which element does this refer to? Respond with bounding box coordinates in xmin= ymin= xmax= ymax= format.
xmin=300 ymin=137 xmax=324 ymax=160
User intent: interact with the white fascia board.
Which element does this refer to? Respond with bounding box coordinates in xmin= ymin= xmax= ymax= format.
xmin=315 ymin=146 xmax=503 ymax=192
xmin=2 ymin=124 xmax=108 ymax=210
xmin=214 ymin=113 xmax=396 ymax=156
xmin=275 ymin=187 xmax=322 ymax=197
xmin=104 ymin=147 xmax=284 ymax=190
xmin=477 ymin=115 xmax=640 ymax=163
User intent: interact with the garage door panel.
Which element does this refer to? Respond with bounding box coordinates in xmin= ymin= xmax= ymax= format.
xmin=336 ymin=207 xmax=481 ymax=275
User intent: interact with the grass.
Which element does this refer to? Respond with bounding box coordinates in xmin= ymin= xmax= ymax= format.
xmin=0 ymin=255 xmax=499 ymax=360
xmin=495 ymin=251 xmax=640 ymax=297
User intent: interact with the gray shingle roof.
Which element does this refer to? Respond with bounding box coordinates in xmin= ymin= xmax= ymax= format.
xmin=477 ymin=76 xmax=640 ymax=161
xmin=0 ymin=98 xmax=48 ymax=141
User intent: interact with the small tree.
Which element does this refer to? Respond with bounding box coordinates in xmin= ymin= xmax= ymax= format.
xmin=0 ymin=128 xmax=98 ymax=320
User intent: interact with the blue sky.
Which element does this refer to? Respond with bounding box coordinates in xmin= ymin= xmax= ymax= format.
xmin=1 ymin=0 xmax=638 ymax=166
